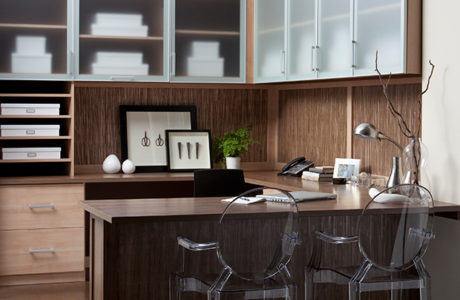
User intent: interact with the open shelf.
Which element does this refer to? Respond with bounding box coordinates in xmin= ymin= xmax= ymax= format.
xmin=0 ymin=93 xmax=71 ymax=98
xmin=0 ymin=158 xmax=71 ymax=163
xmin=0 ymin=115 xmax=71 ymax=119
xmin=175 ymin=29 xmax=239 ymax=36
xmin=80 ymin=34 xmax=163 ymax=41
xmin=0 ymin=136 xmax=71 ymax=140
xmin=0 ymin=23 xmax=66 ymax=30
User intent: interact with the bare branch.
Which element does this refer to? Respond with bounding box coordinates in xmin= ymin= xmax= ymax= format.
xmin=421 ymin=60 xmax=435 ymax=95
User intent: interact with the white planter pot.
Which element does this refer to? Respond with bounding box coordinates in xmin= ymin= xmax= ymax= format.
xmin=226 ymin=156 xmax=241 ymax=169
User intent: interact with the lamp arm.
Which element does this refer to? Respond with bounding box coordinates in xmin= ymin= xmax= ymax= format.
xmin=378 ymin=133 xmax=404 ymax=152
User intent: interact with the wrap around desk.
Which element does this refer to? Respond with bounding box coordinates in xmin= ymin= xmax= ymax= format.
xmin=79 ymin=171 xmax=460 ymax=300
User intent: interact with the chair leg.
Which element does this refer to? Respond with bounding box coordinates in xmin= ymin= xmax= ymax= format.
xmin=169 ymin=273 xmax=181 ymax=300
xmin=420 ymin=277 xmax=431 ymax=300
xmin=348 ymin=281 xmax=360 ymax=300
xmin=305 ymin=268 xmax=314 ymax=300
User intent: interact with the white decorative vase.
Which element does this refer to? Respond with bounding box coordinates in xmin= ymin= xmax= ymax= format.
xmin=226 ymin=156 xmax=241 ymax=169
xmin=122 ymin=159 xmax=136 ymax=174
xmin=102 ymin=154 xmax=121 ymax=174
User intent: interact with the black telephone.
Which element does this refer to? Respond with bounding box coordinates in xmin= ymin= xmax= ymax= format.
xmin=278 ymin=157 xmax=314 ymax=176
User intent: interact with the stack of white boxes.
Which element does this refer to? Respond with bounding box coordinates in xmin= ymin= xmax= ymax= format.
xmin=11 ymin=36 xmax=52 ymax=73
xmin=91 ymin=13 xmax=148 ymax=37
xmin=187 ymin=41 xmax=224 ymax=77
xmin=92 ymin=51 xmax=149 ymax=75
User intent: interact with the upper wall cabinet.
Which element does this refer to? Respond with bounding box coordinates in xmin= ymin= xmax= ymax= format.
xmin=254 ymin=0 xmax=421 ymax=83
xmin=0 ymin=0 xmax=72 ymax=80
xmin=75 ymin=0 xmax=168 ymax=81
xmin=171 ymin=0 xmax=245 ymax=83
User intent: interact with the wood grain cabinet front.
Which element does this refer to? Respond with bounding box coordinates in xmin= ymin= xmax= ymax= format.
xmin=0 ymin=184 xmax=84 ymax=230
xmin=0 ymin=184 xmax=84 ymax=285
xmin=0 ymin=227 xmax=84 ymax=276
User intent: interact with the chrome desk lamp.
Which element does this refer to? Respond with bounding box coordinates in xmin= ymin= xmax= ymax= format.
xmin=353 ymin=122 xmax=403 ymax=188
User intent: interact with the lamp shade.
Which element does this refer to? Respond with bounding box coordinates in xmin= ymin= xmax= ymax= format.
xmin=353 ymin=123 xmax=381 ymax=141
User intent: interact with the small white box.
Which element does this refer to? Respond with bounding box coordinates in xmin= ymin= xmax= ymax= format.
xmin=1 ymin=125 xmax=60 ymax=137
xmin=191 ymin=41 xmax=220 ymax=59
xmin=95 ymin=13 xmax=143 ymax=27
xmin=11 ymin=53 xmax=52 ymax=73
xmin=187 ymin=57 xmax=224 ymax=77
xmin=91 ymin=24 xmax=148 ymax=37
xmin=96 ymin=52 xmax=143 ymax=66
xmin=92 ymin=63 xmax=149 ymax=75
xmin=16 ymin=36 xmax=46 ymax=55
xmin=2 ymin=147 xmax=61 ymax=160
xmin=1 ymin=103 xmax=60 ymax=116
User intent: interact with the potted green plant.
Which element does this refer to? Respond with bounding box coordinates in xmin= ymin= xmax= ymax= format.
xmin=213 ymin=126 xmax=257 ymax=169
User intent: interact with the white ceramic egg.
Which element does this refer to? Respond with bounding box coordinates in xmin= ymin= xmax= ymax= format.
xmin=122 ymin=159 xmax=136 ymax=174
xmin=102 ymin=154 xmax=121 ymax=174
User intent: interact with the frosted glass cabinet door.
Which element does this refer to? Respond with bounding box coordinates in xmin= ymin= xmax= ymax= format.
xmin=317 ymin=0 xmax=352 ymax=78
xmin=77 ymin=0 xmax=167 ymax=81
xmin=172 ymin=0 xmax=244 ymax=83
xmin=254 ymin=0 xmax=286 ymax=82
xmin=287 ymin=0 xmax=316 ymax=80
xmin=0 ymin=0 xmax=71 ymax=80
xmin=354 ymin=0 xmax=404 ymax=75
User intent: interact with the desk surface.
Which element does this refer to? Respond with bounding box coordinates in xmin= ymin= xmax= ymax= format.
xmin=79 ymin=171 xmax=460 ymax=223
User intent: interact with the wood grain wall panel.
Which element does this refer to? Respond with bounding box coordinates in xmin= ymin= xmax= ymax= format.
xmin=278 ymin=88 xmax=348 ymax=165
xmin=352 ymin=84 xmax=421 ymax=176
xmin=74 ymin=87 xmax=268 ymax=165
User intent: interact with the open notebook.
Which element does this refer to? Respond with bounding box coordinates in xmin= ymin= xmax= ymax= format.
xmin=222 ymin=191 xmax=336 ymax=204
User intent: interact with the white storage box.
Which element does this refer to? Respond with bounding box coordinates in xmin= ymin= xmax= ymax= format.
xmin=91 ymin=24 xmax=148 ymax=37
xmin=12 ymin=53 xmax=52 ymax=73
xmin=1 ymin=103 xmax=60 ymax=116
xmin=96 ymin=52 xmax=143 ymax=66
xmin=16 ymin=36 xmax=46 ymax=55
xmin=1 ymin=125 xmax=60 ymax=137
xmin=92 ymin=63 xmax=149 ymax=75
xmin=191 ymin=41 xmax=220 ymax=59
xmin=187 ymin=57 xmax=224 ymax=77
xmin=95 ymin=13 xmax=143 ymax=27
xmin=2 ymin=147 xmax=61 ymax=160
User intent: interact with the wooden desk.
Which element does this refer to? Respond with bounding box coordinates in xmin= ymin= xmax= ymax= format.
xmin=79 ymin=172 xmax=460 ymax=300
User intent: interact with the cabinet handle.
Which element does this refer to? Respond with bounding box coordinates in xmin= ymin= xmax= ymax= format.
xmin=352 ymin=40 xmax=357 ymax=68
xmin=29 ymin=204 xmax=55 ymax=209
xmin=171 ymin=53 xmax=176 ymax=76
xmin=110 ymin=76 xmax=135 ymax=81
xmin=26 ymin=129 xmax=35 ymax=135
xmin=280 ymin=50 xmax=286 ymax=74
xmin=29 ymin=248 xmax=55 ymax=254
xmin=315 ymin=46 xmax=320 ymax=72
xmin=311 ymin=46 xmax=315 ymax=72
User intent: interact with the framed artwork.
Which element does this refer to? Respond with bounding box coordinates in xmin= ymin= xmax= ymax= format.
xmin=333 ymin=158 xmax=361 ymax=179
xmin=166 ymin=130 xmax=212 ymax=172
xmin=120 ymin=105 xmax=197 ymax=172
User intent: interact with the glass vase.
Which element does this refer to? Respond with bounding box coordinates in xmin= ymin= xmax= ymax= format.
xmin=402 ymin=138 xmax=430 ymax=189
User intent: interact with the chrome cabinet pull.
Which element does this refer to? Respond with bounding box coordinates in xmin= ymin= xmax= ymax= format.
xmin=29 ymin=204 xmax=55 ymax=209
xmin=29 ymin=248 xmax=55 ymax=254
xmin=311 ymin=45 xmax=315 ymax=71
xmin=171 ymin=53 xmax=176 ymax=76
xmin=352 ymin=40 xmax=357 ymax=68
xmin=280 ymin=50 xmax=286 ymax=74
xmin=109 ymin=76 xmax=135 ymax=81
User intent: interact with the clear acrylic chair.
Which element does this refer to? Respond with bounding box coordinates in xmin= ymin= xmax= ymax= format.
xmin=305 ymin=184 xmax=435 ymax=300
xmin=170 ymin=187 xmax=301 ymax=299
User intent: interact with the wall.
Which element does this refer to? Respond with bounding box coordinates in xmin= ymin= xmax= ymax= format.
xmin=422 ymin=1 xmax=460 ymax=299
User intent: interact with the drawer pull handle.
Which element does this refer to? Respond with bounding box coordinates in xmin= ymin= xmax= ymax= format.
xmin=26 ymin=108 xmax=36 ymax=113
xmin=29 ymin=204 xmax=55 ymax=209
xmin=26 ymin=129 xmax=36 ymax=135
xmin=29 ymin=248 xmax=55 ymax=254
xmin=27 ymin=152 xmax=37 ymax=158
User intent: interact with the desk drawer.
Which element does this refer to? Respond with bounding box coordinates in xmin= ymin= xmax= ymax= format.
xmin=0 ymin=227 xmax=84 ymax=276
xmin=0 ymin=184 xmax=83 ymax=230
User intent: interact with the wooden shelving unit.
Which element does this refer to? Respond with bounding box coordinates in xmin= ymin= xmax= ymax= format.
xmin=175 ymin=29 xmax=239 ymax=36
xmin=0 ymin=81 xmax=74 ymax=176
xmin=0 ymin=23 xmax=67 ymax=30
xmin=80 ymin=34 xmax=163 ymax=41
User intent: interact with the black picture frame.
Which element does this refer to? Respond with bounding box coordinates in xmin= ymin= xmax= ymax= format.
xmin=120 ymin=105 xmax=197 ymax=172
xmin=165 ymin=130 xmax=212 ymax=172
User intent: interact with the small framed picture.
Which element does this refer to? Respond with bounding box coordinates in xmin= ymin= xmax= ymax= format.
xmin=166 ymin=130 xmax=212 ymax=172
xmin=120 ymin=105 xmax=197 ymax=172
xmin=333 ymin=158 xmax=361 ymax=179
